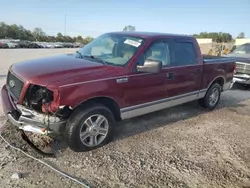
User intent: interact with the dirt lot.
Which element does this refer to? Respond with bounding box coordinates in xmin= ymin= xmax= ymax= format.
xmin=0 ymin=49 xmax=250 ymax=188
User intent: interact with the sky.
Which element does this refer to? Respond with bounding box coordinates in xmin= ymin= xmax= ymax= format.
xmin=1 ymin=0 xmax=250 ymax=38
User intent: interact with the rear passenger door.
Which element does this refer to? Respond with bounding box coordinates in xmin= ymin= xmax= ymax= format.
xmin=164 ymin=38 xmax=203 ymax=97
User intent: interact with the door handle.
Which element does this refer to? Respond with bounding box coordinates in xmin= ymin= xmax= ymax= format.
xmin=196 ymin=68 xmax=201 ymax=72
xmin=166 ymin=72 xmax=174 ymax=80
xmin=116 ymin=77 xmax=128 ymax=83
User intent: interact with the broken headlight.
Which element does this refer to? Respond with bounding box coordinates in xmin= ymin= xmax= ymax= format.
xmin=23 ymin=84 xmax=54 ymax=112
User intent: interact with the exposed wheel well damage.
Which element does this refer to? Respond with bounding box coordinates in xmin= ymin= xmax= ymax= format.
xmin=75 ymin=97 xmax=121 ymax=121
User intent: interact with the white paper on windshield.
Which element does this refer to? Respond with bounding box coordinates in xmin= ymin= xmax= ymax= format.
xmin=124 ymin=39 xmax=141 ymax=47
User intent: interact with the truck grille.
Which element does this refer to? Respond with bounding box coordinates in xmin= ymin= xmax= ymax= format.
xmin=6 ymin=71 xmax=24 ymax=100
xmin=236 ymin=62 xmax=250 ymax=74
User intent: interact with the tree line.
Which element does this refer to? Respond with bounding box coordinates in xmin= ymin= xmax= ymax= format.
xmin=122 ymin=25 xmax=246 ymax=43
xmin=0 ymin=22 xmax=246 ymax=44
xmin=193 ymin=32 xmax=245 ymax=43
xmin=0 ymin=21 xmax=94 ymax=44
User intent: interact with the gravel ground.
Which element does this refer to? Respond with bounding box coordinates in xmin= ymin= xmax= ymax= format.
xmin=0 ymin=49 xmax=250 ymax=188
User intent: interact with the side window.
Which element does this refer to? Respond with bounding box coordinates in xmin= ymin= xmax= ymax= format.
xmin=145 ymin=42 xmax=171 ymax=66
xmin=173 ymin=42 xmax=197 ymax=66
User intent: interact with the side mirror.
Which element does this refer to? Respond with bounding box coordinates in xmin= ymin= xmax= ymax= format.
xmin=136 ymin=59 xmax=162 ymax=73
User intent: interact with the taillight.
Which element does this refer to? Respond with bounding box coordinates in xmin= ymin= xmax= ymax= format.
xmin=233 ymin=63 xmax=236 ymax=75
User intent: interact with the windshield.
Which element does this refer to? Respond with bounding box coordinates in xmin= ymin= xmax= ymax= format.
xmin=77 ymin=33 xmax=145 ymax=66
xmin=231 ymin=43 xmax=250 ymax=54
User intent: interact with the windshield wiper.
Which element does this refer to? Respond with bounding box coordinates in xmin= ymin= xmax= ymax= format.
xmin=76 ymin=51 xmax=83 ymax=58
xmin=83 ymin=55 xmax=107 ymax=65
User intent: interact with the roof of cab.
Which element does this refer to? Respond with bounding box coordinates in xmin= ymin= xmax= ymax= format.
xmin=105 ymin=31 xmax=193 ymax=39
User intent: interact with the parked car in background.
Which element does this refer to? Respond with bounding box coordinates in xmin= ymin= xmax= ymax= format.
xmin=6 ymin=42 xmax=19 ymax=48
xmin=54 ymin=42 xmax=64 ymax=48
xmin=74 ymin=43 xmax=81 ymax=48
xmin=1 ymin=31 xmax=236 ymax=152
xmin=18 ymin=40 xmax=42 ymax=48
xmin=225 ymin=43 xmax=250 ymax=85
xmin=17 ymin=40 xmax=30 ymax=48
xmin=0 ymin=39 xmax=20 ymax=48
xmin=1 ymin=42 xmax=9 ymax=48
xmin=0 ymin=39 xmax=82 ymax=49
xmin=62 ymin=43 xmax=74 ymax=48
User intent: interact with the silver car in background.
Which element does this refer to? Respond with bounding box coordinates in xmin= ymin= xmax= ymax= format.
xmin=225 ymin=43 xmax=250 ymax=85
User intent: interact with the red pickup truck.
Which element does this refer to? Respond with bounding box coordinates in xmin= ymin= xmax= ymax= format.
xmin=1 ymin=32 xmax=236 ymax=152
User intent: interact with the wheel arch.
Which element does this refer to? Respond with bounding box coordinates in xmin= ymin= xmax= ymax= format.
xmin=73 ymin=96 xmax=122 ymax=121
xmin=199 ymin=76 xmax=223 ymax=110
xmin=207 ymin=76 xmax=225 ymax=91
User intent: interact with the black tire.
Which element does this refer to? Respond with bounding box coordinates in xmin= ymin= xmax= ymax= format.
xmin=199 ymin=83 xmax=221 ymax=110
xmin=65 ymin=103 xmax=115 ymax=152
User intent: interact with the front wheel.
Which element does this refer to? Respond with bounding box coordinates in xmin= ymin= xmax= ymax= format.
xmin=65 ymin=104 xmax=115 ymax=152
xmin=199 ymin=83 xmax=221 ymax=110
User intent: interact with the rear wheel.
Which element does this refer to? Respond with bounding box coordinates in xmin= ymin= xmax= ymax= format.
xmin=199 ymin=83 xmax=221 ymax=110
xmin=65 ymin=104 xmax=115 ymax=152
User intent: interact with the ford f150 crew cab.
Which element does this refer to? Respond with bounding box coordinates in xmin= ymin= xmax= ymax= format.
xmin=225 ymin=43 xmax=250 ymax=85
xmin=1 ymin=32 xmax=236 ymax=152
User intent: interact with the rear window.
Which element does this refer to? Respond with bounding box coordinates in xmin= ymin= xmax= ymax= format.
xmin=173 ymin=42 xmax=197 ymax=66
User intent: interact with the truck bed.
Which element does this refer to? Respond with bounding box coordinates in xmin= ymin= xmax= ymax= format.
xmin=201 ymin=54 xmax=236 ymax=91
xmin=202 ymin=55 xmax=235 ymax=64
xmin=202 ymin=55 xmax=236 ymax=64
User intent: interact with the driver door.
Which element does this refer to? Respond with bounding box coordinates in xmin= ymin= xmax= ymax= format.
xmin=122 ymin=40 xmax=170 ymax=109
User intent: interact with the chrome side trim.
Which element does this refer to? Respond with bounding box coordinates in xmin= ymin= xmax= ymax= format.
xmin=198 ymin=89 xmax=207 ymax=98
xmin=59 ymin=65 xmax=205 ymax=88
xmin=59 ymin=60 xmax=234 ymax=88
xmin=59 ymin=73 xmax=151 ymax=88
xmin=120 ymin=90 xmax=203 ymax=120
xmin=59 ymin=63 xmax=214 ymax=88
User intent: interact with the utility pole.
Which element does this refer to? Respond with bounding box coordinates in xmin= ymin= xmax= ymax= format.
xmin=64 ymin=13 xmax=67 ymax=52
xmin=64 ymin=13 xmax=67 ymax=36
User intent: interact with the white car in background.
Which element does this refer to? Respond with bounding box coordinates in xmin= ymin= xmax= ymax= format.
xmin=6 ymin=42 xmax=19 ymax=48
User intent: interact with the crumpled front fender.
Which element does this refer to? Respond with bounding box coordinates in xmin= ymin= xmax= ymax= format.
xmin=41 ymin=86 xmax=61 ymax=113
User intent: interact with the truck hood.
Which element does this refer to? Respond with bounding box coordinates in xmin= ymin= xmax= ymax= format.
xmin=224 ymin=53 xmax=250 ymax=63
xmin=11 ymin=54 xmax=124 ymax=87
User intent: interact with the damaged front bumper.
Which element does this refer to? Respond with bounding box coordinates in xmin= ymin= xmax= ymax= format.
xmin=233 ymin=74 xmax=250 ymax=85
xmin=1 ymin=85 xmax=66 ymax=136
